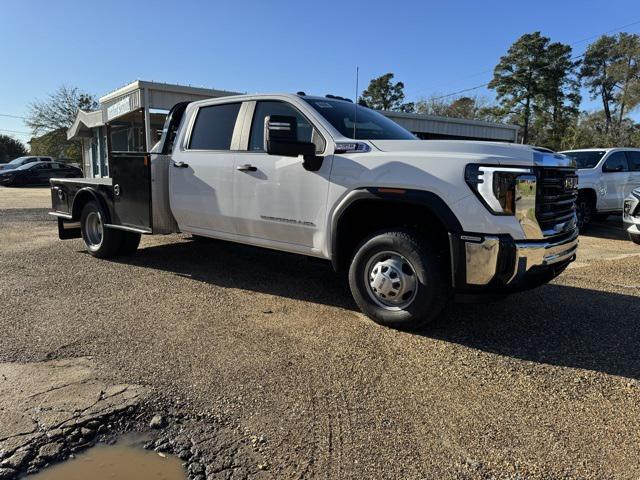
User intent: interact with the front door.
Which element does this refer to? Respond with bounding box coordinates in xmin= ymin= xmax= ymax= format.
xmin=601 ymin=151 xmax=630 ymax=210
xmin=233 ymin=100 xmax=331 ymax=249
xmin=169 ymin=102 xmax=242 ymax=235
xmin=625 ymin=151 xmax=640 ymax=195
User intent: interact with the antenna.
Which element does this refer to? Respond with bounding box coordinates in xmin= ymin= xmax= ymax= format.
xmin=353 ymin=66 xmax=359 ymax=139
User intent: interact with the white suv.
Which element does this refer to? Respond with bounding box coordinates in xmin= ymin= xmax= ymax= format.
xmin=561 ymin=148 xmax=640 ymax=228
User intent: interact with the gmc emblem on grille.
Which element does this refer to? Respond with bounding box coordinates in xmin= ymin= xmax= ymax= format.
xmin=564 ymin=176 xmax=578 ymax=190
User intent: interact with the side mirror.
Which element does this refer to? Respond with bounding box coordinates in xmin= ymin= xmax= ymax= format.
xmin=264 ymin=115 xmax=323 ymax=171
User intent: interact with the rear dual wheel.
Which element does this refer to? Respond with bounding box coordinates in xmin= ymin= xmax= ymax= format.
xmin=348 ymin=229 xmax=449 ymax=330
xmin=80 ymin=201 xmax=140 ymax=258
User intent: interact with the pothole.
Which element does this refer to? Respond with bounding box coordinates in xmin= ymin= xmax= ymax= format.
xmin=0 ymin=358 xmax=269 ymax=479
xmin=24 ymin=434 xmax=186 ymax=480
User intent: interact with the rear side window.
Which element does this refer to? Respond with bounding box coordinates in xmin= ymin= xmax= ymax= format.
xmin=626 ymin=151 xmax=640 ymax=172
xmin=189 ymin=103 xmax=241 ymax=150
xmin=602 ymin=151 xmax=629 ymax=172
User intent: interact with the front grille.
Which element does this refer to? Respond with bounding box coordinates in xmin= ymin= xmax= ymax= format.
xmin=535 ymin=167 xmax=578 ymax=235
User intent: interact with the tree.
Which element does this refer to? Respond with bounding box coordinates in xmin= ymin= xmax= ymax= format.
xmin=581 ymin=35 xmax=622 ymax=133
xmin=533 ymin=42 xmax=581 ymax=150
xmin=360 ymin=73 xmax=412 ymax=111
xmin=29 ymin=129 xmax=82 ymax=161
xmin=0 ymin=134 xmax=28 ymax=163
xmin=489 ymin=32 xmax=551 ymax=144
xmin=26 ymin=85 xmax=98 ymax=135
xmin=25 ymin=85 xmax=97 ymax=161
xmin=611 ymin=33 xmax=640 ymax=127
xmin=414 ymin=95 xmax=506 ymax=123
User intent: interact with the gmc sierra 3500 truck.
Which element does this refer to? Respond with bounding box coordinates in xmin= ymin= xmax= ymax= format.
xmin=50 ymin=93 xmax=579 ymax=329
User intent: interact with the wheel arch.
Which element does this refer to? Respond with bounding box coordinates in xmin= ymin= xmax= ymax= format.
xmin=329 ymin=187 xmax=462 ymax=271
xmin=71 ymin=188 xmax=112 ymax=223
xmin=577 ymin=187 xmax=598 ymax=208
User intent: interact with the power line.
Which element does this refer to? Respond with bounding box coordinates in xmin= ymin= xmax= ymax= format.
xmin=0 ymin=128 xmax=31 ymax=136
xmin=0 ymin=113 xmax=27 ymax=120
xmin=428 ymin=19 xmax=640 ymax=101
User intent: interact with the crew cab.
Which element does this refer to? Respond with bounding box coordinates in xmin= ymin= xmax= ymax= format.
xmin=561 ymin=148 xmax=640 ymax=228
xmin=50 ymin=94 xmax=579 ymax=329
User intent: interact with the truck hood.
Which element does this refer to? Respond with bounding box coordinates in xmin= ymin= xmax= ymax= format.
xmin=368 ymin=140 xmax=573 ymax=168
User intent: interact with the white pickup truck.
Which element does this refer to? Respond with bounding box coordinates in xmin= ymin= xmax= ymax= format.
xmin=50 ymin=93 xmax=579 ymax=329
xmin=561 ymin=148 xmax=640 ymax=228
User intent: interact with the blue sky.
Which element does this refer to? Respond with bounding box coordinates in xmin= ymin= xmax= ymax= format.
xmin=1 ymin=0 xmax=639 ymax=144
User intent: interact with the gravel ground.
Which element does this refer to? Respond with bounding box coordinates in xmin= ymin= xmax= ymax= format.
xmin=1 ymin=187 xmax=640 ymax=478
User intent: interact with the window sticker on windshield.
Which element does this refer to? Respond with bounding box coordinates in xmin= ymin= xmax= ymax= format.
xmin=315 ymin=102 xmax=334 ymax=108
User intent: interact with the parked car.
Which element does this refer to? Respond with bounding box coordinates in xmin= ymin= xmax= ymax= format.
xmin=623 ymin=187 xmax=640 ymax=244
xmin=50 ymin=94 xmax=579 ymax=329
xmin=0 ymin=161 xmax=82 ymax=186
xmin=0 ymin=156 xmax=53 ymax=171
xmin=561 ymin=148 xmax=640 ymax=229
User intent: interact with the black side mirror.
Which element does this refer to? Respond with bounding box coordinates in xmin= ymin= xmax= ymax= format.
xmin=264 ymin=115 xmax=323 ymax=171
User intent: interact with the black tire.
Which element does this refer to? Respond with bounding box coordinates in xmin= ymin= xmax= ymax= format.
xmin=80 ymin=201 xmax=123 ymax=258
xmin=348 ymin=229 xmax=450 ymax=330
xmin=118 ymin=231 xmax=141 ymax=255
xmin=576 ymin=194 xmax=595 ymax=231
xmin=630 ymin=233 xmax=640 ymax=245
xmin=593 ymin=213 xmax=609 ymax=222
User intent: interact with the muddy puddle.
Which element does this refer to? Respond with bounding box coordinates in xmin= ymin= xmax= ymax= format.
xmin=25 ymin=435 xmax=187 ymax=480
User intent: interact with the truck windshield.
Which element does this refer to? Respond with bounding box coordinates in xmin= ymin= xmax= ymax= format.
xmin=303 ymin=98 xmax=416 ymax=140
xmin=562 ymin=150 xmax=606 ymax=169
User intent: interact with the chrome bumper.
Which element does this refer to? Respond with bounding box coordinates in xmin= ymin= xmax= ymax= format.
xmin=450 ymin=229 xmax=579 ymax=290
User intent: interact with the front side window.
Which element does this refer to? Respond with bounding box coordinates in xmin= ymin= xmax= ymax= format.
xmin=626 ymin=151 xmax=640 ymax=172
xmin=303 ymin=98 xmax=416 ymax=140
xmin=562 ymin=150 xmax=605 ymax=169
xmin=34 ymin=163 xmax=52 ymax=170
xmin=189 ymin=103 xmax=241 ymax=150
xmin=249 ymin=101 xmax=324 ymax=153
xmin=603 ymin=151 xmax=629 ymax=173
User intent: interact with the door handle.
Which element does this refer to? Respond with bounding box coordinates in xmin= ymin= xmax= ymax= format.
xmin=173 ymin=161 xmax=189 ymax=168
xmin=237 ymin=164 xmax=257 ymax=172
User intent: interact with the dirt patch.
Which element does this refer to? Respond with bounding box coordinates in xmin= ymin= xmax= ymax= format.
xmin=0 ymin=187 xmax=50 ymax=210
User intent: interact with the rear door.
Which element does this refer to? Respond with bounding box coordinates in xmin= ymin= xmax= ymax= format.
xmin=601 ymin=151 xmax=629 ymax=210
xmin=169 ymin=102 xmax=242 ymax=235
xmin=232 ymin=100 xmax=331 ymax=249
xmin=32 ymin=163 xmax=54 ymax=184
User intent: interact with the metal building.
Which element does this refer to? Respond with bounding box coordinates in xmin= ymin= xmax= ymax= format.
xmin=68 ymin=80 xmax=518 ymax=178
xmin=382 ymin=111 xmax=519 ymax=143
xmin=67 ymin=81 xmax=241 ymax=177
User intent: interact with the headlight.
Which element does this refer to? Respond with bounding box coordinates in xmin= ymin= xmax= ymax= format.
xmin=465 ymin=164 xmax=535 ymax=215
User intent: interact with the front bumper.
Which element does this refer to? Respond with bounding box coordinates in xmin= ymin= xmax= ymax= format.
xmin=449 ymin=228 xmax=579 ymax=293
xmin=623 ymin=193 xmax=640 ymax=236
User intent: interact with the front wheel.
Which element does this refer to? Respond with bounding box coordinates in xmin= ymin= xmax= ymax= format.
xmin=630 ymin=233 xmax=640 ymax=245
xmin=576 ymin=195 xmax=594 ymax=231
xmin=348 ymin=229 xmax=450 ymax=330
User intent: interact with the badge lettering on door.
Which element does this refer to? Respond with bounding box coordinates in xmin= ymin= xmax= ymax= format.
xmin=260 ymin=215 xmax=315 ymax=227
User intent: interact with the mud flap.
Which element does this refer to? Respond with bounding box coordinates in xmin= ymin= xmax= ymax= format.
xmin=57 ymin=218 xmax=81 ymax=240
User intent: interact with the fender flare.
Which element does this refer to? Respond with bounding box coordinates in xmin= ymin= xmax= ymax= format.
xmin=329 ymin=187 xmax=462 ymax=270
xmin=71 ymin=187 xmax=112 ymax=223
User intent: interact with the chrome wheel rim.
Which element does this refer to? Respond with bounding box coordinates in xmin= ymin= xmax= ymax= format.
xmin=85 ymin=211 xmax=103 ymax=249
xmin=364 ymin=251 xmax=418 ymax=310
